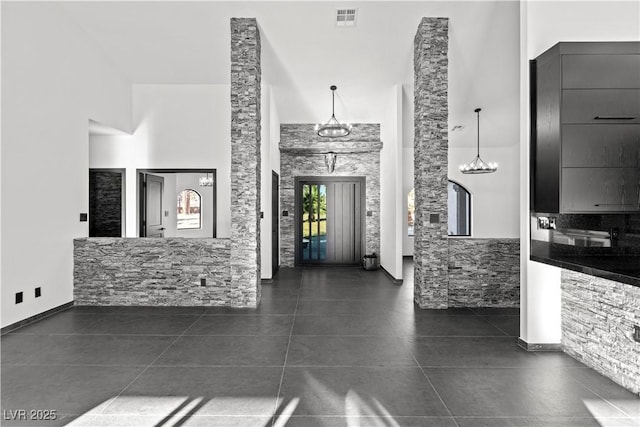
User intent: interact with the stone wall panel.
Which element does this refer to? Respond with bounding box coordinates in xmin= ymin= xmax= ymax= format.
xmin=74 ymin=238 xmax=233 ymax=306
xmin=562 ymin=269 xmax=640 ymax=394
xmin=448 ymin=238 xmax=520 ymax=307
xmin=413 ymin=17 xmax=450 ymax=308
xmin=230 ymin=18 xmax=261 ymax=306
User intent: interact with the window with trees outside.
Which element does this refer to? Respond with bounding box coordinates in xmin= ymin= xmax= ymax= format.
xmin=407 ymin=182 xmax=471 ymax=237
xmin=177 ymin=189 xmax=201 ymax=229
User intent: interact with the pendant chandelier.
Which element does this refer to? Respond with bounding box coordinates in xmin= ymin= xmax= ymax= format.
xmin=460 ymin=108 xmax=498 ymax=174
xmin=199 ymin=172 xmax=214 ymax=187
xmin=315 ymin=85 xmax=351 ymax=138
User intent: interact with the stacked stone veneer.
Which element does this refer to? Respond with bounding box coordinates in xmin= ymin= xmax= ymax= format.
xmin=414 ymin=18 xmax=449 ymax=308
xmin=74 ymin=238 xmax=233 ymax=306
xmin=280 ymin=124 xmax=382 ymax=266
xmin=448 ymin=239 xmax=520 ymax=307
xmin=89 ymin=171 xmax=122 ymax=237
xmin=562 ymin=269 xmax=640 ymax=394
xmin=230 ymin=18 xmax=261 ymax=306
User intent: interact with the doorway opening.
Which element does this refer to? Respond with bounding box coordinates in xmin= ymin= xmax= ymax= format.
xmin=138 ymin=169 xmax=217 ymax=238
xmin=295 ymin=176 xmax=365 ymax=265
xmin=89 ymin=168 xmax=126 ymax=237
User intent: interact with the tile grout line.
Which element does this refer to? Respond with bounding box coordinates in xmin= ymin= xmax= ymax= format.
xmin=470 ymin=310 xmax=514 ymax=338
xmin=96 ymin=311 xmax=209 ymax=415
xmin=271 ymin=271 xmax=303 ymax=426
xmin=404 ymin=341 xmax=462 ymax=427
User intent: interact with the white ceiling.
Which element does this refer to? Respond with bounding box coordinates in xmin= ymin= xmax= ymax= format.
xmin=59 ymin=1 xmax=521 ymax=147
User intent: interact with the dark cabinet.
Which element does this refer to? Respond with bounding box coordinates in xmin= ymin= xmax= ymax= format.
xmin=531 ymin=42 xmax=640 ymax=213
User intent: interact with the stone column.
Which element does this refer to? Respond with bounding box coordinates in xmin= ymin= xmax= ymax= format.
xmin=413 ymin=18 xmax=449 ymax=309
xmin=230 ymin=18 xmax=261 ymax=306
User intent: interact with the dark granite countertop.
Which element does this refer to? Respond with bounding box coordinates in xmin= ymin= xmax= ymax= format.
xmin=530 ymin=254 xmax=640 ymax=288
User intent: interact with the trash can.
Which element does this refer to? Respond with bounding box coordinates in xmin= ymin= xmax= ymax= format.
xmin=362 ymin=253 xmax=379 ymax=271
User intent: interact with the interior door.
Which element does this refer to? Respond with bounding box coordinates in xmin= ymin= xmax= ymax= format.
xmin=272 ymin=171 xmax=280 ymax=276
xmin=296 ymin=178 xmax=364 ymax=265
xmin=143 ymin=173 xmax=165 ymax=237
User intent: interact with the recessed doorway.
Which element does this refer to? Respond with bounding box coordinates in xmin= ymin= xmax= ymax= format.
xmin=295 ymin=176 xmax=365 ymax=265
xmin=137 ymin=169 xmax=217 ymax=238
xmin=89 ymin=169 xmax=125 ymax=237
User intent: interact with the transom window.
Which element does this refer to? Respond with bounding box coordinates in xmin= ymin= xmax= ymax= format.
xmin=177 ymin=189 xmax=201 ymax=230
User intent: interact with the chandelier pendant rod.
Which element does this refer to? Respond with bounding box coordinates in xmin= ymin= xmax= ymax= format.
xmin=475 ymin=108 xmax=481 ymax=158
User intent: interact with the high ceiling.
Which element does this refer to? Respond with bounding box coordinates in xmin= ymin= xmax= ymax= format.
xmin=59 ymin=1 xmax=521 ymax=147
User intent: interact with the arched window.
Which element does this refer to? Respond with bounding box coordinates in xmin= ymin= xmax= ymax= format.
xmin=448 ymin=180 xmax=471 ymax=236
xmin=407 ymin=188 xmax=415 ymax=236
xmin=408 ymin=182 xmax=471 ymax=237
xmin=177 ymin=189 xmax=201 ymax=230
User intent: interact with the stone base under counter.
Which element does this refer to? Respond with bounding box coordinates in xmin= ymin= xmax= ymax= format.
xmin=562 ymin=269 xmax=640 ymax=394
xmin=72 ymin=238 xmax=251 ymax=307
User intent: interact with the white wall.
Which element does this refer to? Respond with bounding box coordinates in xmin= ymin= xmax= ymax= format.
xmin=402 ymin=85 xmax=520 ymax=248
xmin=402 ymin=147 xmax=414 ymax=256
xmin=260 ymin=84 xmax=272 ymax=279
xmin=449 ymin=145 xmax=520 ymax=238
xmin=90 ymin=84 xmax=231 ymax=238
xmin=403 ymin=143 xmax=519 ymax=256
xmin=260 ymin=83 xmax=282 ymax=279
xmin=520 ymin=0 xmax=640 ymax=344
xmin=380 ymin=85 xmax=403 ymax=280
xmin=1 ymin=3 xmax=132 ymax=327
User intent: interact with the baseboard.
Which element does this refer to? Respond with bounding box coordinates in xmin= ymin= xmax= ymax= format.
xmin=379 ymin=266 xmax=403 ymax=285
xmin=1 ymin=301 xmax=75 ymax=335
xmin=261 ymin=278 xmax=274 ymax=284
xmin=517 ymin=338 xmax=563 ymax=352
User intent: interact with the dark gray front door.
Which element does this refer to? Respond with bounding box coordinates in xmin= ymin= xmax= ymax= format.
xmin=296 ymin=177 xmax=364 ymax=265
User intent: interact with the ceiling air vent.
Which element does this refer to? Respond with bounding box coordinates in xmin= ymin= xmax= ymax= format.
xmin=336 ymin=8 xmax=357 ymax=27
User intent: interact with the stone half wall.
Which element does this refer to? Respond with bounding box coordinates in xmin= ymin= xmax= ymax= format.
xmin=561 ymin=269 xmax=640 ymax=394
xmin=448 ymin=238 xmax=520 ymax=307
xmin=280 ymin=124 xmax=382 ymax=267
xmin=73 ymin=238 xmax=236 ymax=306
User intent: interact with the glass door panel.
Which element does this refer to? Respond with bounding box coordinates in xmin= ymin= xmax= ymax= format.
xmin=302 ymin=184 xmax=327 ymax=261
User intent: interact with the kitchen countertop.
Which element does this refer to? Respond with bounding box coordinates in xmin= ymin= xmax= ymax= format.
xmin=530 ymin=253 xmax=640 ymax=288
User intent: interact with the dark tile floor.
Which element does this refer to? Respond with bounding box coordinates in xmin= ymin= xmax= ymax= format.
xmin=2 ymin=263 xmax=639 ymax=427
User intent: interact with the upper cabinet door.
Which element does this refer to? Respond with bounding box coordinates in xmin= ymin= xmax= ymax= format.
xmin=561 ymin=168 xmax=640 ymax=213
xmin=562 ymin=89 xmax=640 ymax=124
xmin=562 ymin=125 xmax=640 ymax=168
xmin=562 ymin=54 xmax=640 ymax=89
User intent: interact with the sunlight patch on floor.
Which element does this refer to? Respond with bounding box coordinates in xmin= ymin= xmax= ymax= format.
xmin=64 ymin=395 xmax=275 ymax=427
xmin=583 ymin=398 xmax=639 ymax=427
